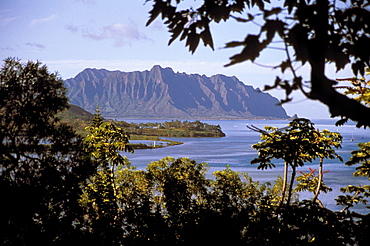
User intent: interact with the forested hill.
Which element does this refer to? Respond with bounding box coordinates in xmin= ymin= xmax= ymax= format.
xmin=64 ymin=65 xmax=289 ymax=119
xmin=58 ymin=104 xmax=93 ymax=121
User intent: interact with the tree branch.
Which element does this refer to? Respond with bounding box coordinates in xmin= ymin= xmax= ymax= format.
xmin=308 ymin=67 xmax=370 ymax=128
xmin=306 ymin=0 xmax=370 ymax=128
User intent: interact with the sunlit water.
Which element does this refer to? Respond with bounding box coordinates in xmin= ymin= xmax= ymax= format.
xmin=119 ymin=118 xmax=370 ymax=213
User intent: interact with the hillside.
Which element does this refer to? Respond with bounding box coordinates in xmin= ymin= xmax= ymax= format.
xmin=58 ymin=104 xmax=94 ymax=121
xmin=64 ymin=65 xmax=289 ymax=119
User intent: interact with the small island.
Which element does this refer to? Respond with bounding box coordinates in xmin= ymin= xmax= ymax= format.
xmin=59 ymin=105 xmax=225 ymax=149
xmin=115 ymin=120 xmax=225 ymax=149
xmin=115 ymin=120 xmax=225 ymax=138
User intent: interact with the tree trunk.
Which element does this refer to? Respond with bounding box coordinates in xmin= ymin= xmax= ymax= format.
xmin=306 ymin=0 xmax=370 ymax=128
xmin=279 ymin=162 xmax=289 ymax=206
xmin=313 ymin=157 xmax=323 ymax=205
xmin=111 ymin=163 xmax=117 ymax=199
xmin=287 ymin=165 xmax=296 ymax=205
xmin=110 ymin=163 xmax=122 ymax=224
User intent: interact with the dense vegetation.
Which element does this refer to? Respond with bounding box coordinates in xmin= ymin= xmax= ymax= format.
xmin=59 ymin=109 xmax=224 ymax=148
xmin=0 ymin=58 xmax=96 ymax=245
xmin=115 ymin=119 xmax=225 ymax=138
xmin=2 ymin=1 xmax=369 ymax=244
xmin=81 ymin=155 xmax=369 ymax=246
xmin=59 ymin=107 xmax=225 ymax=139
xmin=1 ymin=58 xmax=370 ymax=245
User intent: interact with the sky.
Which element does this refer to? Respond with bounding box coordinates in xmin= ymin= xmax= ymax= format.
xmin=0 ymin=0 xmax=358 ymax=119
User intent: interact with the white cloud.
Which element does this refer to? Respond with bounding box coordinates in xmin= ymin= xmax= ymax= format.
xmin=0 ymin=16 xmax=17 ymax=27
xmin=29 ymin=14 xmax=57 ymax=27
xmin=74 ymin=0 xmax=96 ymax=5
xmin=83 ymin=22 xmax=150 ymax=47
xmin=65 ymin=24 xmax=79 ymax=33
xmin=26 ymin=42 xmax=46 ymax=49
xmin=149 ymin=20 xmax=165 ymax=31
xmin=0 ymin=45 xmax=15 ymax=51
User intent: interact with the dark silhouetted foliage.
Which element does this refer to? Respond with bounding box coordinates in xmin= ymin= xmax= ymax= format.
xmin=146 ymin=0 xmax=370 ymax=127
xmin=0 ymin=58 xmax=95 ymax=245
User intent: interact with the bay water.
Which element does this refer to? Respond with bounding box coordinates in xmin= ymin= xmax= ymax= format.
xmin=120 ymin=118 xmax=370 ymax=213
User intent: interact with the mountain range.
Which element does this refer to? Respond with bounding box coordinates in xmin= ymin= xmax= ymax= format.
xmin=64 ymin=65 xmax=289 ymax=119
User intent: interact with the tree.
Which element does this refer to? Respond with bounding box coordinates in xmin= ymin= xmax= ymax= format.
xmin=335 ymin=141 xmax=370 ymax=212
xmin=91 ymin=107 xmax=105 ymax=127
xmin=295 ymin=168 xmax=333 ymax=207
xmin=146 ymin=0 xmax=370 ymax=127
xmin=335 ymin=68 xmax=370 ymax=125
xmin=80 ymin=153 xmax=289 ymax=245
xmin=335 ymin=70 xmax=370 ymax=215
xmin=84 ymin=112 xmax=133 ymax=185
xmin=77 ymin=151 xmax=365 ymax=245
xmin=250 ymin=118 xmax=342 ymax=205
xmin=311 ymin=128 xmax=342 ymax=203
xmin=80 ymin=113 xmax=133 ymax=245
xmin=0 ymin=58 xmax=95 ymax=245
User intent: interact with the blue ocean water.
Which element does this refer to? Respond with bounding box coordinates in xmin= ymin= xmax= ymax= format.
xmin=120 ymin=119 xmax=370 ymax=213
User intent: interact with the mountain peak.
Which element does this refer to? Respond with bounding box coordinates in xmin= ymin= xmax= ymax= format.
xmin=150 ymin=65 xmax=174 ymax=73
xmin=150 ymin=64 xmax=163 ymax=71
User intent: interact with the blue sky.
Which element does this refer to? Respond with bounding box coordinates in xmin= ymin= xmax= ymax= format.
xmin=0 ymin=0 xmax=357 ymax=119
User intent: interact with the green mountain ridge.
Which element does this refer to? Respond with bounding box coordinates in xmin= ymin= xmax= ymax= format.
xmin=64 ymin=65 xmax=289 ymax=119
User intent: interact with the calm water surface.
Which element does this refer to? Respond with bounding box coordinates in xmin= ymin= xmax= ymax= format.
xmin=120 ymin=119 xmax=370 ymax=213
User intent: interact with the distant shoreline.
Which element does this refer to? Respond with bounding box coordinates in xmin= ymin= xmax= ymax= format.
xmin=108 ymin=117 xmax=289 ymax=121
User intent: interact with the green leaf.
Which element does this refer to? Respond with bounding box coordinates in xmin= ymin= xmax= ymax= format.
xmin=168 ymin=22 xmax=186 ymax=46
xmin=146 ymin=1 xmax=164 ymax=26
xmin=225 ymin=34 xmax=264 ymax=66
xmin=200 ymin=25 xmax=214 ymax=50
xmin=186 ymin=31 xmax=200 ymax=54
xmin=262 ymin=20 xmax=286 ymax=42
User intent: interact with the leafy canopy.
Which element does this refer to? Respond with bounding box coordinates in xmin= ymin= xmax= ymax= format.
xmin=250 ymin=118 xmax=342 ymax=205
xmin=0 ymin=58 xmax=94 ymax=245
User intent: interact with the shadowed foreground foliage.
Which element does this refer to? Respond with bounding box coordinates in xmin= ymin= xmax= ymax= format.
xmin=2 ymin=58 xmax=370 ymax=245
xmin=79 ymin=156 xmax=370 ymax=246
xmin=0 ymin=58 xmax=96 ymax=245
xmin=79 ymin=115 xmax=370 ymax=245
